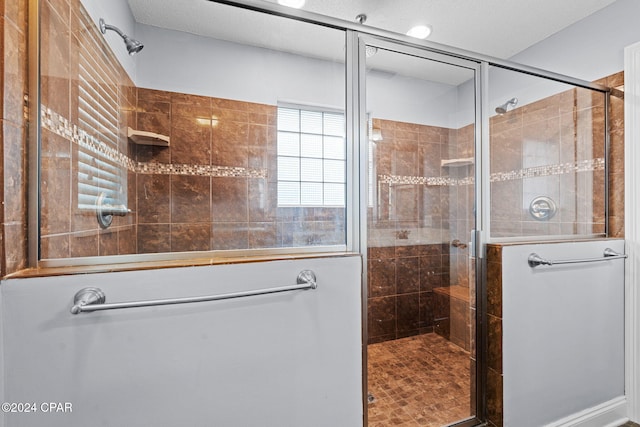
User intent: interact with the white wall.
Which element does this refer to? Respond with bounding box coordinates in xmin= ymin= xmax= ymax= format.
xmin=80 ymin=0 xmax=137 ymax=81
xmin=0 ymin=256 xmax=363 ymax=427
xmin=366 ymin=70 xmax=463 ymax=128
xmin=78 ymin=0 xmax=640 ymax=132
xmin=135 ymin=23 xmax=463 ymax=128
xmin=511 ymin=0 xmax=640 ymax=82
xmin=502 ymin=240 xmax=626 ymax=427
xmin=136 ymin=24 xmax=346 ymax=112
xmin=133 ymin=0 xmax=640 ymax=132
xmin=484 ymin=0 xmax=640 ymax=121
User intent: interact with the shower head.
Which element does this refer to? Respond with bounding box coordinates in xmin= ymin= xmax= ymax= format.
xmin=99 ymin=18 xmax=144 ymax=56
xmin=495 ymin=97 xmax=518 ymax=115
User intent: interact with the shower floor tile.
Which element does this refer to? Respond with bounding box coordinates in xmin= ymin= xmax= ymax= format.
xmin=367 ymin=333 xmax=472 ymax=427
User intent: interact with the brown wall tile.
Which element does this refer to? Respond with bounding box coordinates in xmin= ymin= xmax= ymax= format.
xmin=487 ymin=368 xmax=504 ymax=427
xmin=419 ymin=291 xmax=435 ymax=329
xmin=211 ymin=222 xmax=249 ymax=250
xmin=171 ymin=175 xmax=211 ymax=223
xmin=368 ymin=296 xmax=396 ymax=338
xmin=137 ymin=174 xmax=171 ymax=224
xmin=137 ymin=224 xmax=170 ymax=253
xmin=487 ymin=314 xmax=503 ymax=373
xmin=70 ymin=232 xmax=99 ymax=257
xmin=396 ymin=292 xmax=420 ymax=334
xmin=40 ymin=234 xmax=70 ymax=259
xmin=369 ymin=258 xmax=396 ymax=297
xmin=99 ymin=229 xmax=119 ymax=256
xmin=117 ymin=225 xmax=137 ymax=255
xmin=3 ymin=121 xmax=25 ymax=223
xmin=171 ymin=223 xmax=211 ymax=252
xmin=211 ymin=177 xmax=247 ymax=222
xmin=4 ymin=222 xmax=26 ymax=272
xmin=170 ymin=115 xmax=212 ymax=165
xmin=248 ymin=222 xmax=277 ymax=249
xmin=397 ymin=257 xmax=420 ymax=294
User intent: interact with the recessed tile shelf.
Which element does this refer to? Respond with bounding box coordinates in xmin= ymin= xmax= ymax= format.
xmin=127 ymin=127 xmax=170 ymax=147
xmin=441 ymin=157 xmax=474 ymax=167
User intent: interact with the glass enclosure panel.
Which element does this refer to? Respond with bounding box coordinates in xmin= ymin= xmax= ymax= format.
xmin=488 ymin=65 xmax=606 ymax=239
xmin=365 ymin=45 xmax=477 ymax=427
xmin=39 ymin=0 xmax=346 ymax=259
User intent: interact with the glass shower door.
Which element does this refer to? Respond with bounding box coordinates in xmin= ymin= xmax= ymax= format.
xmin=362 ymin=40 xmax=481 ymax=427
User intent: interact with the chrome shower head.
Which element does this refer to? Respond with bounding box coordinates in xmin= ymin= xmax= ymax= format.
xmin=99 ymin=18 xmax=144 ymax=56
xmin=123 ymin=35 xmax=144 ymax=55
xmin=495 ymin=97 xmax=518 ymax=115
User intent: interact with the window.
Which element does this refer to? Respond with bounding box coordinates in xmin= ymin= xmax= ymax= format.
xmin=277 ymin=106 xmax=345 ymax=206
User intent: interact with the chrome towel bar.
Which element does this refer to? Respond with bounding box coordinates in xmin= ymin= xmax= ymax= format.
xmin=528 ymin=248 xmax=627 ymax=268
xmin=70 ymin=270 xmax=317 ymax=315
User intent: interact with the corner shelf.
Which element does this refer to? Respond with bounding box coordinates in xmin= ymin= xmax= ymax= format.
xmin=127 ymin=127 xmax=170 ymax=147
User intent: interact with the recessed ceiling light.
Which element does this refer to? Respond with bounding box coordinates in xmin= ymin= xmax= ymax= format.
xmin=406 ymin=25 xmax=432 ymax=39
xmin=278 ymin=0 xmax=305 ymax=8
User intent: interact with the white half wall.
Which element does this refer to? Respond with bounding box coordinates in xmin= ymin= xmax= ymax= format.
xmin=502 ymin=240 xmax=625 ymax=427
xmin=0 ymin=256 xmax=363 ymax=427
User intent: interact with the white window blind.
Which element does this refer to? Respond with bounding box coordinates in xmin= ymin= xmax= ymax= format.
xmin=76 ymin=24 xmax=127 ymax=212
xmin=277 ymin=106 xmax=345 ymax=207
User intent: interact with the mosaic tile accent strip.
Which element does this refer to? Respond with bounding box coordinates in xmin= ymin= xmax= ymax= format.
xmin=41 ymin=105 xmax=267 ymax=178
xmin=41 ymin=105 xmax=137 ymax=171
xmin=378 ymin=175 xmax=458 ymax=186
xmin=378 ymin=158 xmax=604 ymax=187
xmin=490 ymin=158 xmax=605 ymax=182
xmin=136 ymin=162 xmax=266 ymax=178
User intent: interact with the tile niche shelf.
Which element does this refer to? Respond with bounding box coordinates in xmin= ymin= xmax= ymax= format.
xmin=127 ymin=127 xmax=170 ymax=147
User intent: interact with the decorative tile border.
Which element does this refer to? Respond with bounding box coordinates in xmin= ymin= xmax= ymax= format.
xmin=378 ymin=175 xmax=457 ymax=186
xmin=490 ymin=158 xmax=605 ymax=182
xmin=378 ymin=158 xmax=604 ymax=187
xmin=41 ymin=105 xmax=267 ymax=179
xmin=43 ymin=105 xmax=603 ymax=184
xmin=41 ymin=105 xmax=137 ymax=171
xmin=137 ymin=162 xmax=266 ymax=178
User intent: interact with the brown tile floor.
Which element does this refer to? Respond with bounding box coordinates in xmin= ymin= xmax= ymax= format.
xmin=368 ymin=333 xmax=472 ymax=427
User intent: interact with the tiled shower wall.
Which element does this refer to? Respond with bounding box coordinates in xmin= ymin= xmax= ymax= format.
xmin=38 ymin=0 xmax=344 ymax=260
xmin=482 ymin=72 xmax=625 ymax=427
xmin=133 ymin=88 xmax=344 ymax=253
xmin=490 ymin=86 xmax=607 ymax=238
xmin=39 ymin=0 xmax=137 ymax=259
xmin=367 ymin=118 xmax=475 ymax=345
xmin=367 ymin=81 xmax=614 ymax=347
xmin=2 ymin=4 xmax=625 ymax=270
xmin=1 ymin=0 xmax=28 ymax=275
xmin=597 ymin=72 xmax=625 ymax=238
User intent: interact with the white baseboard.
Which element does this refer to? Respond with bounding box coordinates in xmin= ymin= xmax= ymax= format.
xmin=544 ymin=396 xmax=628 ymax=427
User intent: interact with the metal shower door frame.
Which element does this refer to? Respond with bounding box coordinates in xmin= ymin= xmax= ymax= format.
xmin=355 ymin=33 xmax=487 ymax=427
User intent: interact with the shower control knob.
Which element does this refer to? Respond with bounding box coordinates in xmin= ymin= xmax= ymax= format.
xmin=529 ymin=196 xmax=557 ymax=221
